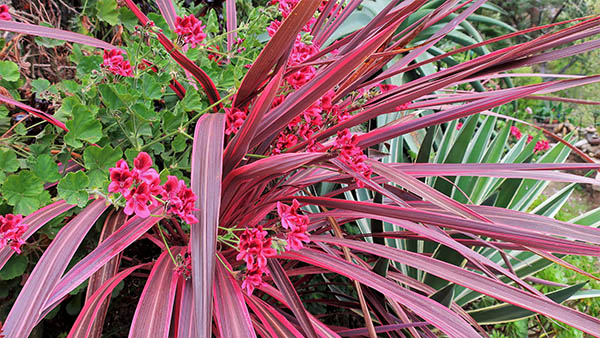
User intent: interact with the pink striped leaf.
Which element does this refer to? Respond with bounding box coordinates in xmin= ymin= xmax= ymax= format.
xmin=2 ymin=199 xmax=108 ymax=338
xmin=245 ymin=295 xmax=304 ymax=338
xmin=267 ymin=259 xmax=318 ymax=338
xmin=68 ymin=263 xmax=152 ymax=338
xmin=391 ymin=162 xmax=600 ymax=174
xmin=356 ymin=83 xmax=555 ymax=149
xmin=42 ymin=209 xmax=163 ymax=314
xmin=252 ymin=12 xmax=405 ymax=147
xmin=347 ymin=0 xmax=486 ymax=96
xmin=222 ymin=152 xmax=325 ymax=208
xmin=0 ymin=200 xmax=74 ymax=270
xmin=83 ymin=210 xmax=128 ymax=338
xmin=294 ymin=197 xmax=600 ymax=255
xmin=122 ymin=0 xmax=222 ymax=110
xmin=190 ymin=113 xmax=225 ymax=338
xmin=410 ymin=202 xmax=600 ymax=245
xmin=213 ymin=262 xmax=257 ymax=337
xmin=223 ymin=66 xmax=285 ymax=174
xmin=330 ymin=157 xmax=409 ymax=207
xmin=278 ymin=249 xmax=480 ymax=337
xmin=258 ymin=284 xmax=342 ymax=338
xmin=155 ymin=0 xmax=177 ymax=30
xmin=313 ymin=0 xmax=363 ymax=46
xmin=174 ymin=278 xmax=197 ymax=338
xmin=0 ymin=21 xmax=117 ymax=50
xmin=482 ymin=110 xmax=598 ymax=164
xmin=368 ymin=159 xmax=490 ymax=221
xmin=226 ymin=0 xmax=237 ymax=51
xmin=337 ymin=323 xmax=429 ymax=337
xmin=129 ymin=248 xmax=182 ymax=337
xmin=234 ymin=0 xmax=321 ymax=107
xmin=310 ymin=206 xmax=542 ymax=295
xmin=394 ymin=16 xmax=598 ymax=80
xmin=0 ymin=93 xmax=68 ymax=131
xmin=309 ymin=236 xmax=600 ymax=337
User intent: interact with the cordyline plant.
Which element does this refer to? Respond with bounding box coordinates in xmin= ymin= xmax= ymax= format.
xmin=1 ymin=0 xmax=600 ymax=337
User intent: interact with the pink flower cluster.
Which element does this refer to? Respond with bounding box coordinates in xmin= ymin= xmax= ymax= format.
xmin=225 ymin=107 xmax=248 ymax=135
xmin=0 ymin=5 xmax=11 ymax=21
xmin=272 ymin=90 xmax=345 ymax=154
xmin=526 ymin=135 xmax=534 ymax=143
xmin=287 ymin=40 xmax=320 ymax=89
xmin=510 ymin=126 xmax=522 ymax=139
xmin=237 ymin=226 xmax=277 ymax=295
xmin=534 ymin=140 xmax=550 ymax=152
xmin=271 ymin=0 xmax=298 ymax=18
xmin=102 ymin=49 xmax=134 ymax=77
xmin=175 ymin=15 xmax=207 ymax=48
xmin=0 ymin=214 xmax=27 ymax=254
xmin=277 ymin=199 xmax=310 ymax=251
xmin=265 ymin=2 xmax=357 ymax=155
xmin=334 ymin=129 xmax=372 ymax=187
xmin=162 ymin=176 xmax=199 ymax=224
xmin=108 ymin=152 xmax=197 ymax=224
xmin=207 ymin=45 xmax=224 ymax=65
xmin=378 ymin=84 xmax=399 ymax=93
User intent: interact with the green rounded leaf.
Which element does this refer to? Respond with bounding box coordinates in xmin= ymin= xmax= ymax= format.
xmin=2 ymin=170 xmax=46 ymax=215
xmin=83 ymin=145 xmax=122 ymax=187
xmin=0 ymin=60 xmax=20 ymax=82
xmin=141 ymin=74 xmax=163 ymax=100
xmin=0 ymin=254 xmax=28 ymax=280
xmin=98 ymin=83 xmax=124 ymax=110
xmin=0 ymin=148 xmax=19 ymax=173
xmin=132 ymin=102 xmax=158 ymax=121
xmin=64 ymin=104 xmax=103 ymax=148
xmin=57 ymin=171 xmax=90 ymax=207
xmin=33 ymin=154 xmax=61 ymax=183
xmin=31 ymin=78 xmax=51 ymax=94
xmin=97 ymin=0 xmax=120 ymax=25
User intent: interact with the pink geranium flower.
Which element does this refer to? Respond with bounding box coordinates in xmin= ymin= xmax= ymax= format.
xmin=277 ymin=199 xmax=311 ymax=251
xmin=534 ymin=140 xmax=550 ymax=153
xmin=175 ymin=15 xmax=207 ymax=48
xmin=286 ymin=228 xmax=310 ymax=251
xmin=108 ymin=159 xmax=133 ymax=196
xmin=242 ymin=267 xmax=266 ymax=295
xmin=225 ymin=107 xmax=247 ymax=135
xmin=123 ymin=183 xmax=153 ymax=218
xmin=236 ymin=226 xmax=276 ymax=270
xmin=526 ymin=135 xmax=534 ymax=143
xmin=108 ymin=154 xmax=196 ymax=223
xmin=0 ymin=214 xmax=27 ymax=254
xmin=333 ymin=129 xmax=372 ymax=187
xmin=102 ymin=49 xmax=134 ymax=77
xmin=510 ymin=126 xmax=522 ymax=139
xmin=273 ymin=133 xmax=299 ymax=155
xmin=0 ymin=5 xmax=12 ymax=21
xmin=237 ymin=226 xmax=277 ymax=295
xmin=162 ymin=177 xmax=198 ymax=225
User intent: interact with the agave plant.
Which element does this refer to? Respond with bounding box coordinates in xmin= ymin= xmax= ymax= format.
xmin=1 ymin=0 xmax=600 ymax=337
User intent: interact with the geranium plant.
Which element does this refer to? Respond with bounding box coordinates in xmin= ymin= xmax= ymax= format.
xmin=0 ymin=0 xmax=600 ymax=337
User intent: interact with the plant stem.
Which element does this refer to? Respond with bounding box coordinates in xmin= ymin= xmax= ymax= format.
xmin=216 ymin=253 xmax=234 ymax=274
xmin=245 ymin=153 xmax=268 ymax=159
xmin=157 ymin=224 xmax=178 ymax=266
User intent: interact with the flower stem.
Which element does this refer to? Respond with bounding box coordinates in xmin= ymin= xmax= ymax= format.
xmin=157 ymin=224 xmax=178 ymax=265
xmin=216 ymin=253 xmax=234 ymax=274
